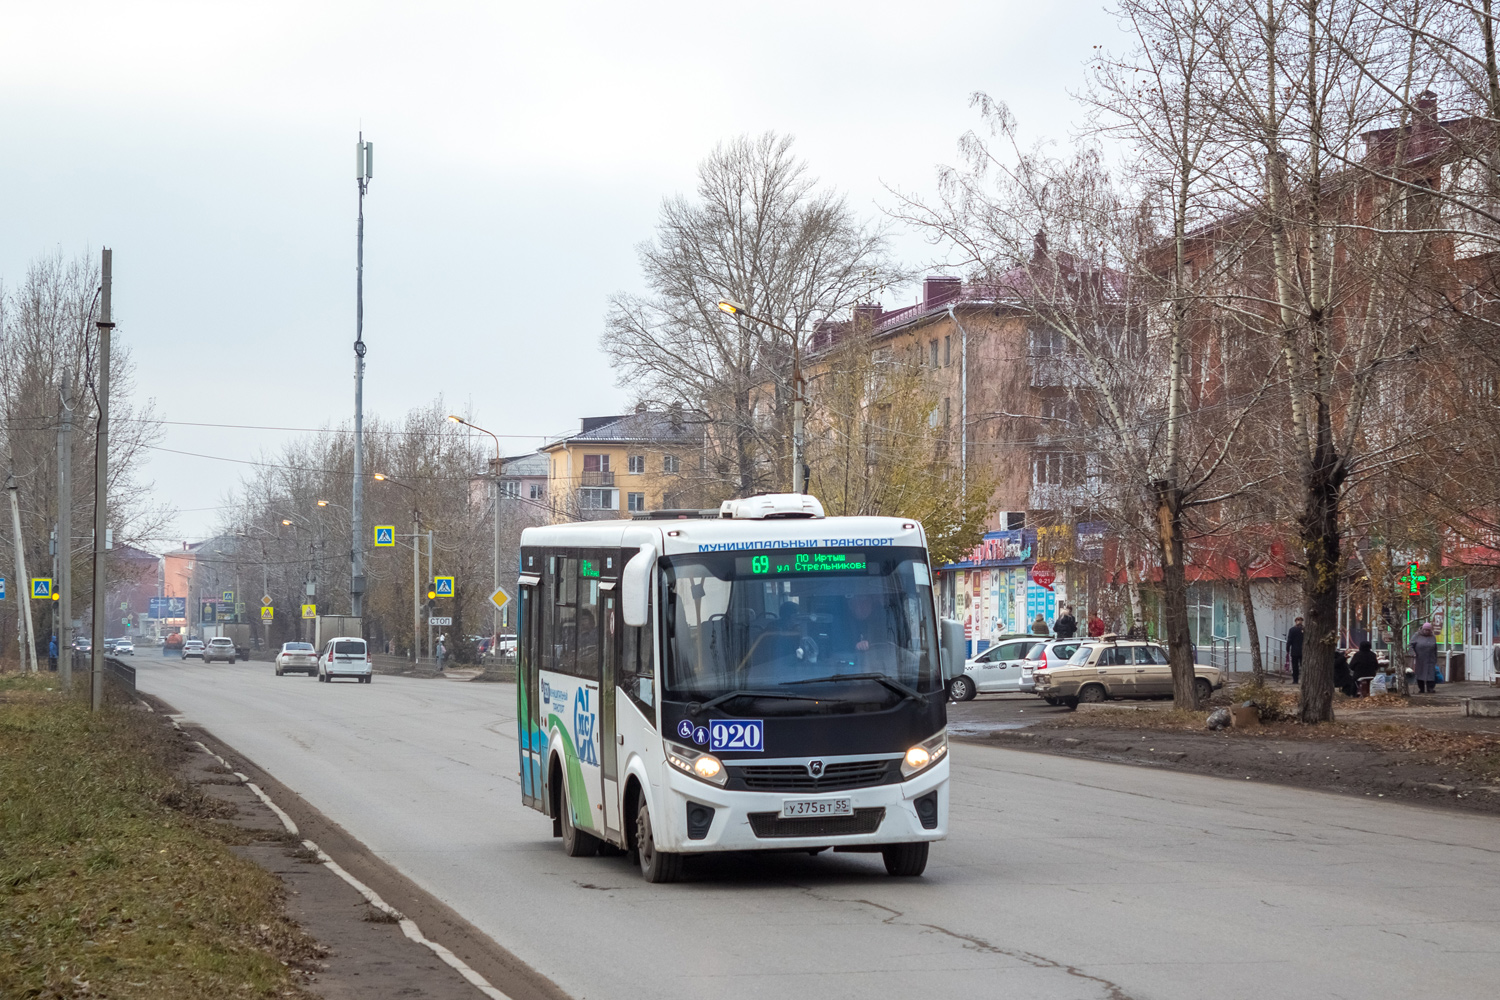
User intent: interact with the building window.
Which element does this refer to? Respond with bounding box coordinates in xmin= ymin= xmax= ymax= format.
xmin=663 ymin=454 xmax=680 ymax=474
xmin=627 ymin=492 xmax=646 ymax=512
xmin=943 ymin=397 xmax=951 ymax=427
xmin=628 ymin=454 xmax=645 ymax=474
xmin=1030 ymin=326 xmax=1071 ymax=357
xmin=944 ymin=335 xmax=951 ymax=366
xmin=501 ymin=480 xmax=520 ymax=498
xmin=529 ymin=482 xmax=545 ymax=500
xmin=578 ymin=488 xmax=618 ymax=510
xmin=581 ymin=454 xmax=613 ymax=486
xmin=1039 ymin=393 xmax=1080 ymax=424
xmin=930 ymin=340 xmax=939 ymax=367
xmin=1032 ymin=451 xmax=1082 ymax=486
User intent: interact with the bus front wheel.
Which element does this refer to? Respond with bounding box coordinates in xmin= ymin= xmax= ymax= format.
xmin=882 ymin=841 xmax=929 ymax=877
xmin=558 ymin=768 xmax=599 ymax=858
xmin=635 ymin=800 xmax=684 ymax=884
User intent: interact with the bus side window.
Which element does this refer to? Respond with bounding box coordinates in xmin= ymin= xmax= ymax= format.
xmin=557 ymin=557 xmax=578 ymax=675
xmin=576 ymin=552 xmax=600 ymax=681
xmin=620 ymin=588 xmax=655 ymax=718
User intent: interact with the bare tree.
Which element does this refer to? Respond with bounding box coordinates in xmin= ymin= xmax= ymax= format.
xmin=603 ymin=133 xmax=900 ymax=497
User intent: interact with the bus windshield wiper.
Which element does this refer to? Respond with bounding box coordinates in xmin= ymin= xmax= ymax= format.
xmin=787 ymin=672 xmax=928 ymax=705
xmin=689 ymin=689 xmax=826 ymax=715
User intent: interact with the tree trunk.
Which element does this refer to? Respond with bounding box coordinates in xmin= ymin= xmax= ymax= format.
xmin=1237 ymin=561 xmax=1264 ymax=681
xmin=1153 ymin=482 xmax=1199 ymax=708
xmin=1298 ymin=400 xmax=1344 ymax=724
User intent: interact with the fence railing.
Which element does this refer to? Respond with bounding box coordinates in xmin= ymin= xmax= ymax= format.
xmin=1263 ymin=635 xmax=1288 ymax=675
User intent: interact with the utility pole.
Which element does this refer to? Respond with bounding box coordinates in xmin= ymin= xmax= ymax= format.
xmin=58 ymin=371 xmax=74 ymax=685
xmin=90 ymin=248 xmax=112 ymax=712
xmin=791 ymin=334 xmax=805 ymax=495
xmin=411 ymin=510 xmax=421 ymax=664
xmin=7 ymin=470 xmax=39 ymax=673
xmin=350 ymin=135 xmax=373 ymax=622
xmin=426 ymin=529 xmax=434 ymax=664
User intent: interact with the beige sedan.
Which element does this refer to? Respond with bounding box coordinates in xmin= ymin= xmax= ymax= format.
xmin=1033 ymin=636 xmax=1223 ymax=707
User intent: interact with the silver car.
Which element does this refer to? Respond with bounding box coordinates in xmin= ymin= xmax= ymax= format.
xmin=275 ymin=641 xmax=318 ymax=676
xmin=182 ymin=639 xmax=205 ymax=660
xmin=948 ymin=634 xmax=1043 ymax=701
xmin=202 ymin=637 xmax=237 ymax=664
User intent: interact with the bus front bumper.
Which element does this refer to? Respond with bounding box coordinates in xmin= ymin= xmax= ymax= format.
xmin=655 ymin=756 xmax=949 ymax=853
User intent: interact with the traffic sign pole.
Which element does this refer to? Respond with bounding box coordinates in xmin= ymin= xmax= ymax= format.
xmin=7 ymin=472 xmax=39 ymax=673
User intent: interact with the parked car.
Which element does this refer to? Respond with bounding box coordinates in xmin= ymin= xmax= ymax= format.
xmin=1033 ymin=635 xmax=1224 ymax=707
xmin=318 ymin=637 xmax=372 ymax=684
xmin=1021 ymin=638 xmax=1088 ymax=704
xmin=948 ymin=634 xmax=1042 ymax=701
xmin=182 ymin=639 xmax=205 ymax=660
xmin=202 ymin=637 xmax=237 ymax=664
xmin=275 ymin=641 xmax=318 ymax=676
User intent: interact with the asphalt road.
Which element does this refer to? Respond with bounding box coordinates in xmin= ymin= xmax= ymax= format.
xmin=138 ymin=659 xmax=1500 ymax=1000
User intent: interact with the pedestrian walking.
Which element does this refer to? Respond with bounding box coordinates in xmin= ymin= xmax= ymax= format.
xmin=47 ymin=635 xmax=58 ymax=672
xmin=1030 ymin=613 xmax=1050 ymax=635
xmin=1087 ymin=613 xmax=1106 ymax=637
xmin=1287 ymin=617 xmax=1305 ymax=682
xmin=1411 ymin=623 xmax=1439 ymax=694
xmin=1053 ymin=605 xmax=1078 ymax=639
xmin=436 ymin=637 xmax=447 ymax=671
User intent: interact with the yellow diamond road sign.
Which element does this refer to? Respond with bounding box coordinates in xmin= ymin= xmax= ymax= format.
xmin=301 ymin=603 xmax=317 ymax=619
xmin=489 ymin=585 xmax=511 ymax=613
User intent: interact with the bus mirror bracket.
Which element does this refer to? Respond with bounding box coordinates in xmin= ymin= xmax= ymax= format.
xmin=939 ymin=618 xmax=965 ymax=681
xmin=622 ymin=545 xmax=656 ymax=628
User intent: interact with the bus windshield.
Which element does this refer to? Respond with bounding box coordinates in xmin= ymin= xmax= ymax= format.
xmin=660 ymin=547 xmax=940 ymax=715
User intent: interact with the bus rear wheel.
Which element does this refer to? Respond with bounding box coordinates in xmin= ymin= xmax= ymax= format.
xmin=882 ymin=841 xmax=929 ymax=877
xmin=635 ymin=800 xmax=683 ymax=883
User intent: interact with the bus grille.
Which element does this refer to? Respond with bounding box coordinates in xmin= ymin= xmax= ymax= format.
xmin=747 ymin=808 xmax=885 ymax=839
xmin=737 ymin=759 xmax=893 ymax=792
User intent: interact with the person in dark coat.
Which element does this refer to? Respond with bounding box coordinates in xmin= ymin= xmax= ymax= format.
xmin=1333 ymin=647 xmax=1356 ymax=697
xmin=1348 ymin=640 xmax=1380 ymax=695
xmin=1411 ymin=623 xmax=1439 ymax=693
xmin=1287 ymin=617 xmax=1305 ymax=682
xmin=1053 ymin=606 xmax=1078 ymax=639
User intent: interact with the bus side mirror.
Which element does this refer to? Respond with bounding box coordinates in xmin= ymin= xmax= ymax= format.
xmin=621 ymin=545 xmax=656 ymax=628
xmin=940 ymin=618 xmax=965 ymax=681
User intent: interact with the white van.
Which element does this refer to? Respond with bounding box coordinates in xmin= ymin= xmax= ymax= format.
xmin=318 ymin=637 xmax=372 ymax=684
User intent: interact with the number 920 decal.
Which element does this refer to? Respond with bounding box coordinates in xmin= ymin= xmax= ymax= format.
xmin=709 ymin=719 xmax=764 ymax=752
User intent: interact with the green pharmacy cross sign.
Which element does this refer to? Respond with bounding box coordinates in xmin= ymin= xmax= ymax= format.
xmin=1403 ymin=563 xmax=1428 ymax=597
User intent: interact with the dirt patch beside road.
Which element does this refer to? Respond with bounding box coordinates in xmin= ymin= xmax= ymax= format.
xmin=968 ymin=708 xmax=1500 ymax=815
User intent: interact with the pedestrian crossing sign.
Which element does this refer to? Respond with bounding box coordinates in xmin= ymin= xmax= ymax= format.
xmin=434 ymin=576 xmax=454 ymax=597
xmin=374 ymin=525 xmax=396 ymax=547
xmin=31 ymin=578 xmax=52 ymax=599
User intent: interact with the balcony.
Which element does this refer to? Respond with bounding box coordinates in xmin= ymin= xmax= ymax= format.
xmin=581 ymin=470 xmax=615 ymax=487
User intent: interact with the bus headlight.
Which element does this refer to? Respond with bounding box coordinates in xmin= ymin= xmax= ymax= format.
xmin=665 ymin=741 xmax=728 ymax=787
xmin=901 ymin=730 xmax=948 ymax=778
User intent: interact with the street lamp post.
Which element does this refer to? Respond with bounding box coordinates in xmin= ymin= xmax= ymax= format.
xmin=447 ymin=416 xmax=504 ymax=638
xmin=718 ymin=300 xmax=806 ymax=494
xmin=278 ymin=513 xmax=316 ymax=641
xmin=374 ymin=473 xmax=425 ymax=663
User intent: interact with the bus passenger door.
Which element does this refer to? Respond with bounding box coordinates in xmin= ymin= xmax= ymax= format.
xmin=519 ymin=581 xmax=543 ymax=810
xmin=599 ymin=591 xmax=621 ymax=841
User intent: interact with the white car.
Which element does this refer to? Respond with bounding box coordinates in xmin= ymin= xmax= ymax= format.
xmin=948 ymin=634 xmax=1042 ymax=701
xmin=318 ymin=637 xmax=372 ymax=684
xmin=182 ymin=639 xmax=205 ymax=660
xmin=202 ymin=636 xmax=238 ymax=664
xmin=111 ymin=638 xmax=135 ymax=655
xmin=275 ymin=641 xmax=318 ymax=676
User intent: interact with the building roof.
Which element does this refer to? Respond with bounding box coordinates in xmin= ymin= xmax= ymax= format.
xmin=500 ymin=452 xmax=550 ymax=477
xmin=542 ymin=411 xmax=703 ymax=451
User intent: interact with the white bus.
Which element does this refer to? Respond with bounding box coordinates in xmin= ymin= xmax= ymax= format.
xmin=516 ymin=493 xmax=963 ymax=882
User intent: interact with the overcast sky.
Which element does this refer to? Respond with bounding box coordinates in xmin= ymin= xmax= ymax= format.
xmin=1 ymin=0 xmax=1124 ymax=545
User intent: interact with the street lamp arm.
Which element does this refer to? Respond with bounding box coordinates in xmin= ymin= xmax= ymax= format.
xmin=717 ymin=300 xmax=794 ymax=337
